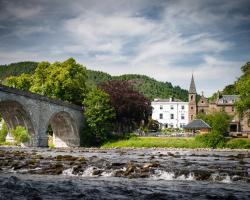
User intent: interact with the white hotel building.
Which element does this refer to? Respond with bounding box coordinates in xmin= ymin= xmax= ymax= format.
xmin=151 ymin=98 xmax=189 ymax=129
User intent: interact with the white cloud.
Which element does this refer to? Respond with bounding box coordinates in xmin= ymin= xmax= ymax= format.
xmin=0 ymin=0 xmax=249 ymax=97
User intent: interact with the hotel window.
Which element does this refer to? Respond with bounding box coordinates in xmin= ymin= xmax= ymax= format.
xmin=171 ymin=105 xmax=174 ymax=110
xmin=232 ymin=107 xmax=234 ymax=112
xmin=170 ymin=114 xmax=174 ymax=119
xmin=160 ymin=105 xmax=163 ymax=110
xmin=191 ymin=106 xmax=193 ymax=110
xmin=181 ymin=105 xmax=185 ymax=110
xmin=181 ymin=115 xmax=185 ymax=120
xmin=159 ymin=113 xmax=163 ymax=119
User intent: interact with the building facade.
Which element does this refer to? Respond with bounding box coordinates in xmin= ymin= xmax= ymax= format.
xmin=188 ymin=75 xmax=250 ymax=133
xmin=151 ymin=75 xmax=250 ymax=133
xmin=151 ymin=98 xmax=189 ymax=129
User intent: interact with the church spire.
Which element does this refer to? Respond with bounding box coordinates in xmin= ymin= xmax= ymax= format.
xmin=189 ymin=74 xmax=197 ymax=94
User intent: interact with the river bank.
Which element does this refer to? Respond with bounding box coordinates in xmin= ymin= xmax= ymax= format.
xmin=0 ymin=147 xmax=250 ymax=199
xmin=102 ymin=137 xmax=250 ymax=149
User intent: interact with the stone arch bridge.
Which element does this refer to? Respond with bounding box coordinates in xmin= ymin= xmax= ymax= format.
xmin=0 ymin=85 xmax=84 ymax=147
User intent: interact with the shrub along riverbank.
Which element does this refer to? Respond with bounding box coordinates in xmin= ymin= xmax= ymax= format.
xmin=102 ymin=136 xmax=250 ymax=149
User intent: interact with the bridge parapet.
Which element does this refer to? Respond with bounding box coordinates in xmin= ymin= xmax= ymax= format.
xmin=0 ymin=84 xmax=84 ymax=147
xmin=0 ymin=84 xmax=83 ymax=111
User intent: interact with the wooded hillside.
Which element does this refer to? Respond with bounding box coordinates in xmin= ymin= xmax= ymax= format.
xmin=0 ymin=61 xmax=188 ymax=101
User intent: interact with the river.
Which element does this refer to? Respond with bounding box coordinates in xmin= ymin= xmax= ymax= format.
xmin=0 ymin=147 xmax=249 ymax=199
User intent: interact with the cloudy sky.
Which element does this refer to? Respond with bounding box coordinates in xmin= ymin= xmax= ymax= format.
xmin=0 ymin=0 xmax=249 ymax=96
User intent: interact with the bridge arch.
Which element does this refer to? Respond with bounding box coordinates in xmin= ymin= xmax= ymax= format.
xmin=48 ymin=111 xmax=79 ymax=147
xmin=0 ymin=85 xmax=84 ymax=147
xmin=0 ymin=100 xmax=35 ymax=146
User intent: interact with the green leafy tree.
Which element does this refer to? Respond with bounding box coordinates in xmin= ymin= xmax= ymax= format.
xmin=196 ymin=111 xmax=231 ymax=133
xmin=11 ymin=125 xmax=30 ymax=144
xmin=236 ymin=62 xmax=250 ymax=122
xmin=223 ymin=84 xmax=238 ymax=95
xmin=0 ymin=121 xmax=8 ymax=142
xmin=83 ymin=88 xmax=115 ymax=146
xmin=195 ymin=111 xmax=231 ymax=148
xmin=30 ymin=61 xmax=50 ymax=95
xmin=4 ymin=73 xmax=32 ymax=91
xmin=3 ymin=58 xmax=88 ymax=105
xmin=31 ymin=58 xmax=88 ymax=105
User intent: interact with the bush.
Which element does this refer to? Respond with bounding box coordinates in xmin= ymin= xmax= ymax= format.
xmin=195 ymin=131 xmax=225 ymax=148
xmin=0 ymin=122 xmax=8 ymax=142
xmin=226 ymin=139 xmax=250 ymax=149
xmin=48 ymin=135 xmax=55 ymax=148
xmin=147 ymin=119 xmax=160 ymax=132
xmin=11 ymin=126 xmax=30 ymax=144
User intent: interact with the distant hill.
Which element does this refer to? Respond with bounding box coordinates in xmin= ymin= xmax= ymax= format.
xmin=113 ymin=74 xmax=188 ymax=101
xmin=0 ymin=61 xmax=188 ymax=101
xmin=0 ymin=62 xmax=38 ymax=80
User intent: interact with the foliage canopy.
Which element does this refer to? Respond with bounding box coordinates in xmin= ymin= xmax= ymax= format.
xmin=196 ymin=111 xmax=231 ymax=134
xmin=235 ymin=62 xmax=250 ymax=120
xmin=11 ymin=125 xmax=30 ymax=144
xmin=99 ymin=80 xmax=152 ymax=133
xmin=4 ymin=58 xmax=88 ymax=105
xmin=195 ymin=111 xmax=232 ymax=148
xmin=83 ymin=88 xmax=115 ymax=146
xmin=0 ymin=121 xmax=8 ymax=142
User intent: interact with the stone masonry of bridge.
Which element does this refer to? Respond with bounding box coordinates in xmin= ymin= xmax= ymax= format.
xmin=0 ymin=85 xmax=84 ymax=147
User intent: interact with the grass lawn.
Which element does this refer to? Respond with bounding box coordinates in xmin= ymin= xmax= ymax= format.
xmin=226 ymin=138 xmax=250 ymax=149
xmin=102 ymin=137 xmax=206 ymax=148
xmin=102 ymin=136 xmax=250 ymax=149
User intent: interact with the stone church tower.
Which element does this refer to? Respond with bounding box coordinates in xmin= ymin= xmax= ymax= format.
xmin=188 ymin=74 xmax=197 ymax=122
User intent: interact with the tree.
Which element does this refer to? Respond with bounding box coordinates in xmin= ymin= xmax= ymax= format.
xmin=31 ymin=58 xmax=88 ymax=105
xmin=196 ymin=111 xmax=231 ymax=134
xmin=99 ymin=80 xmax=152 ymax=133
xmin=236 ymin=62 xmax=250 ymax=122
xmin=223 ymin=84 xmax=238 ymax=95
xmin=3 ymin=58 xmax=88 ymax=105
xmin=83 ymin=88 xmax=115 ymax=146
xmin=0 ymin=121 xmax=8 ymax=142
xmin=30 ymin=61 xmax=50 ymax=95
xmin=4 ymin=73 xmax=32 ymax=91
xmin=0 ymin=61 xmax=38 ymax=80
xmin=195 ymin=111 xmax=231 ymax=148
xmin=11 ymin=126 xmax=30 ymax=144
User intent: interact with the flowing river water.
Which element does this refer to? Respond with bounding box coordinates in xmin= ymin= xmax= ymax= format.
xmin=0 ymin=147 xmax=250 ymax=199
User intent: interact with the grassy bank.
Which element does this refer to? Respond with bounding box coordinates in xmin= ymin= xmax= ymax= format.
xmin=102 ymin=137 xmax=205 ymax=148
xmin=102 ymin=137 xmax=250 ymax=149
